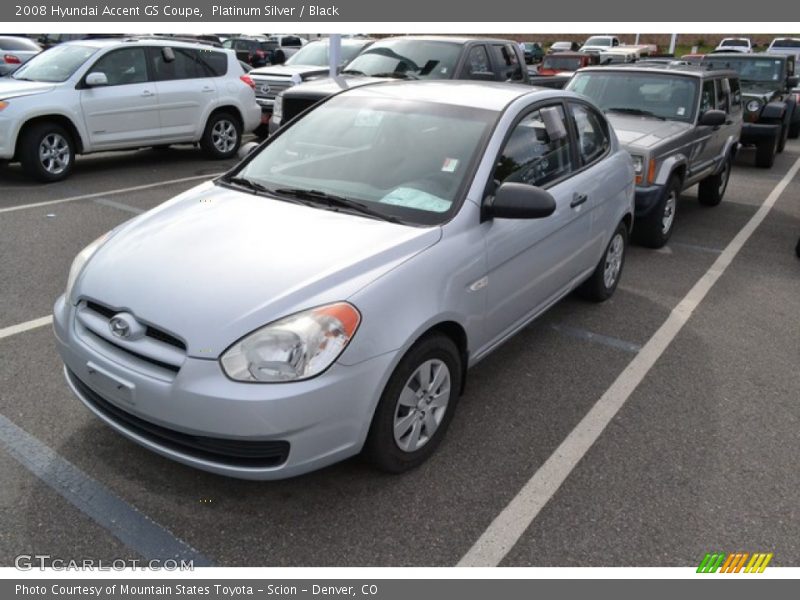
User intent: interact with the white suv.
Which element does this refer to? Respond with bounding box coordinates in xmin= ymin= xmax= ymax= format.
xmin=0 ymin=37 xmax=260 ymax=181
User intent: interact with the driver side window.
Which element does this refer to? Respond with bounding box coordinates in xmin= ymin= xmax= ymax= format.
xmin=89 ymin=48 xmax=149 ymax=86
xmin=700 ymin=80 xmax=715 ymax=113
xmin=494 ymin=105 xmax=574 ymax=188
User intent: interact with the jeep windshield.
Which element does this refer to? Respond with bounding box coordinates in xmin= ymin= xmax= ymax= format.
xmin=226 ymin=96 xmax=496 ymax=225
xmin=568 ymin=71 xmax=699 ymax=123
xmin=703 ymin=57 xmax=784 ymax=84
xmin=12 ymin=44 xmax=98 ymax=82
xmin=542 ymin=56 xmax=583 ymax=71
xmin=341 ymin=40 xmax=461 ymax=80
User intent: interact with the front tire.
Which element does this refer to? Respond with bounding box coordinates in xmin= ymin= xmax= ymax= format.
xmin=578 ymin=221 xmax=628 ymax=302
xmin=200 ymin=112 xmax=241 ymax=159
xmin=19 ymin=122 xmax=75 ymax=182
xmin=698 ymin=154 xmax=731 ymax=207
xmin=363 ymin=334 xmax=462 ymax=474
xmin=789 ymin=120 xmax=800 ymax=139
xmin=755 ymin=136 xmax=777 ymax=168
xmin=633 ymin=176 xmax=680 ymax=249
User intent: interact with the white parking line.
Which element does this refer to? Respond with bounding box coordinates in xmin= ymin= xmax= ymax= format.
xmin=0 ymin=174 xmax=219 ymax=214
xmin=93 ymin=198 xmax=146 ymax=215
xmin=458 ymin=154 xmax=800 ymax=567
xmin=0 ymin=316 xmax=53 ymax=340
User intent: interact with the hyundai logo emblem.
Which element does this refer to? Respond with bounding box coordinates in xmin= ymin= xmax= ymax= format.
xmin=108 ymin=313 xmax=145 ymax=341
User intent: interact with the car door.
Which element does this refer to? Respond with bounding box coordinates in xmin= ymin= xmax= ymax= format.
xmin=489 ymin=43 xmax=525 ymax=82
xmin=481 ymin=102 xmax=593 ymax=340
xmin=691 ymin=78 xmax=721 ymax=174
xmin=150 ymin=46 xmax=219 ymax=140
xmin=79 ymin=47 xmax=160 ymax=149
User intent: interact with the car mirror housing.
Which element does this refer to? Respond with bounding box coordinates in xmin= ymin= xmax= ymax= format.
xmin=699 ymin=109 xmax=726 ymax=127
xmin=85 ymin=72 xmax=108 ymax=87
xmin=787 ymin=75 xmax=799 ymax=88
xmin=486 ymin=182 xmax=556 ymax=219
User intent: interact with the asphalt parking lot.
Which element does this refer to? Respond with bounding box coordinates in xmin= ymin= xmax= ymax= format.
xmin=1 ymin=139 xmax=799 ymax=568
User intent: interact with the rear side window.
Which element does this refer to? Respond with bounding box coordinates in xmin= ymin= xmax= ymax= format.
xmin=494 ymin=104 xmax=575 ymax=188
xmin=569 ymin=103 xmax=610 ymax=166
xmin=151 ymin=47 xmax=227 ymax=80
xmin=282 ymin=36 xmax=303 ymax=48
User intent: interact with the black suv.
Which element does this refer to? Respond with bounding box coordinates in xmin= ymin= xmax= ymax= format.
xmin=701 ymin=53 xmax=799 ymax=167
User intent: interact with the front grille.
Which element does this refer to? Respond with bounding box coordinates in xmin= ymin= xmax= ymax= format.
xmin=69 ymin=369 xmax=290 ymax=468
xmin=83 ymin=329 xmax=180 ymax=373
xmin=86 ymin=301 xmax=186 ymax=351
xmin=251 ymin=76 xmax=293 ymax=100
xmin=283 ymin=97 xmax=318 ymax=123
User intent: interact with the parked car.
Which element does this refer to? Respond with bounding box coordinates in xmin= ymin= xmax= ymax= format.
xmin=249 ymin=38 xmax=373 ymax=129
xmin=0 ymin=38 xmax=260 ymax=181
xmin=538 ymin=51 xmax=600 ymax=75
xmin=766 ymin=37 xmax=800 ymax=62
xmin=36 ymin=33 xmax=126 ymax=50
xmin=265 ymin=35 xmax=308 ymax=64
xmin=580 ymin=35 xmax=621 ymax=53
xmin=568 ymin=65 xmax=743 ymax=247
xmin=521 ymin=42 xmax=544 ymax=64
xmin=597 ymin=48 xmax=640 ymax=64
xmin=549 ymin=41 xmax=581 ymax=53
xmin=268 ymin=36 xmax=530 ymax=134
xmin=0 ymin=36 xmax=41 ymax=76
xmin=712 ymin=38 xmax=753 ymax=53
xmin=222 ymin=36 xmax=274 ymax=67
xmin=54 ymin=81 xmax=634 ymax=479
xmin=701 ymin=53 xmax=799 ymax=166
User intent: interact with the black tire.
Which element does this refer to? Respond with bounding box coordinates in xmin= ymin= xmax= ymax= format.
xmin=796 ymin=236 xmax=800 ymax=259
xmin=19 ymin=122 xmax=75 ymax=182
xmin=777 ymin=123 xmax=788 ymax=153
xmin=755 ymin=136 xmax=777 ymax=168
xmin=697 ymin=154 xmax=731 ymax=207
xmin=363 ymin=333 xmax=462 ymax=474
xmin=199 ymin=112 xmax=242 ymax=159
xmin=633 ymin=176 xmax=680 ymax=249
xmin=578 ymin=221 xmax=628 ymax=302
xmin=789 ymin=121 xmax=800 ymax=139
xmin=152 ymin=144 xmax=171 ymax=151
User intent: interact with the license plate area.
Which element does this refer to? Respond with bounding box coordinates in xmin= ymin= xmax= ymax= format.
xmin=85 ymin=361 xmax=135 ymax=407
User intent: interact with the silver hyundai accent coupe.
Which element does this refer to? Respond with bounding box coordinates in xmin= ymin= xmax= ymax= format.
xmin=54 ymin=81 xmax=634 ymax=479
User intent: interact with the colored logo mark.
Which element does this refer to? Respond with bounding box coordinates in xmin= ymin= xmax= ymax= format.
xmin=697 ymin=552 xmax=773 ymax=573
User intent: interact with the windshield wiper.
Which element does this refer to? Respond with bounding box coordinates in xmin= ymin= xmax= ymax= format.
xmin=369 ymin=71 xmax=420 ymax=80
xmin=606 ymin=107 xmax=666 ymax=120
xmin=224 ymin=176 xmax=272 ymax=194
xmin=340 ymin=68 xmax=367 ymax=76
xmin=273 ymin=188 xmax=403 ymax=223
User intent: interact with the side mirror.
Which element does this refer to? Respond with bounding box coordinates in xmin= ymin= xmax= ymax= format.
xmin=161 ymin=47 xmax=175 ymax=63
xmin=486 ymin=182 xmax=556 ymax=219
xmin=699 ymin=109 xmax=726 ymax=127
xmin=85 ymin=72 xmax=108 ymax=87
xmin=237 ymin=141 xmax=259 ymax=160
xmin=787 ymin=75 xmax=799 ymax=88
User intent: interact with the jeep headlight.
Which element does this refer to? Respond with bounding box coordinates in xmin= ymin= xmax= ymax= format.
xmin=746 ymin=99 xmax=761 ymax=113
xmin=273 ymin=93 xmax=283 ymax=120
xmin=220 ymin=302 xmax=361 ymax=382
xmin=65 ymin=232 xmax=112 ymax=303
xmin=631 ymin=155 xmax=644 ymax=175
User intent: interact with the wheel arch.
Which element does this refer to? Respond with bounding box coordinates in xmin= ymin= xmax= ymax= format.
xmin=14 ymin=114 xmax=85 ymax=159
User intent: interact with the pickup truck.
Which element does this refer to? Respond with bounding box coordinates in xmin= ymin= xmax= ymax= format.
xmin=267 ymin=35 xmax=530 ymax=134
xmin=580 ymin=36 xmax=621 ymax=53
xmin=766 ymin=38 xmax=800 ymax=62
xmin=538 ymin=51 xmax=600 ymax=75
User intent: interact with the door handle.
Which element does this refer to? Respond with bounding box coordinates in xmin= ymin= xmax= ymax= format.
xmin=140 ymin=90 xmax=154 ymax=97
xmin=201 ymin=86 xmax=214 ymax=93
xmin=570 ymin=193 xmax=588 ymax=208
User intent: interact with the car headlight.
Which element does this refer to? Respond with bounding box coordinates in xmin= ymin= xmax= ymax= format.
xmin=65 ymin=232 xmax=112 ymax=303
xmin=746 ymin=99 xmax=761 ymax=113
xmin=273 ymin=93 xmax=283 ymax=120
xmin=631 ymin=155 xmax=644 ymax=175
xmin=220 ymin=302 xmax=361 ymax=382
xmin=0 ymin=101 xmax=8 ymax=112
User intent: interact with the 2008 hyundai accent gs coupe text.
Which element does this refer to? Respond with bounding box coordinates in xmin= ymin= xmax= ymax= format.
xmin=54 ymin=81 xmax=634 ymax=479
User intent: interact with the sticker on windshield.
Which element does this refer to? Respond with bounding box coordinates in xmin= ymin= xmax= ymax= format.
xmin=380 ymin=187 xmax=451 ymax=212
xmin=441 ymin=158 xmax=459 ymax=172
xmin=354 ymin=109 xmax=384 ymax=128
xmin=677 ymin=107 xmax=686 ymax=116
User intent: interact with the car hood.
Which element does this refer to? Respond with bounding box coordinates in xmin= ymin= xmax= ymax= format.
xmin=77 ymin=182 xmax=441 ymax=358
xmin=605 ymin=114 xmax=693 ymax=150
xmin=0 ymin=79 xmax=55 ymax=100
xmin=741 ymin=86 xmax=778 ymax=99
xmin=284 ymin=75 xmax=390 ymax=98
xmin=250 ymin=64 xmax=330 ymax=79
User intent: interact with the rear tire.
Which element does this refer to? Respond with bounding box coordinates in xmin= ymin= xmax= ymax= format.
xmin=19 ymin=122 xmax=75 ymax=182
xmin=578 ymin=221 xmax=628 ymax=302
xmin=698 ymin=154 xmax=731 ymax=207
xmin=633 ymin=176 xmax=680 ymax=249
xmin=755 ymin=136 xmax=777 ymax=168
xmin=363 ymin=334 xmax=462 ymax=474
xmin=200 ymin=112 xmax=241 ymax=159
xmin=789 ymin=121 xmax=800 ymax=139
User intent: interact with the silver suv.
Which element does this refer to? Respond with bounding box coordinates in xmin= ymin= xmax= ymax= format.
xmin=568 ymin=65 xmax=743 ymax=247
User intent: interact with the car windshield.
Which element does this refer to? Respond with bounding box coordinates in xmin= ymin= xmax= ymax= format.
xmin=703 ymin=57 xmax=784 ymax=83
xmin=771 ymin=39 xmax=800 ymax=48
xmin=286 ymin=41 xmax=366 ymax=67
xmin=542 ymin=56 xmax=582 ymax=71
xmin=343 ymin=40 xmax=461 ymax=79
xmin=568 ymin=72 xmax=699 ymax=122
xmin=721 ymin=40 xmax=748 ymax=47
xmin=0 ymin=37 xmax=41 ymax=51
xmin=12 ymin=44 xmax=97 ymax=82
xmin=231 ymin=96 xmax=496 ymax=225
xmin=584 ymin=37 xmax=612 ymax=47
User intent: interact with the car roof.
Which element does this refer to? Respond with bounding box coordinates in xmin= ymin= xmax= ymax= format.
xmin=375 ymin=35 xmax=516 ymax=45
xmin=62 ymin=37 xmax=228 ymax=51
xmin=578 ymin=64 xmax=739 ymax=78
xmin=335 ymin=80 xmax=569 ymax=111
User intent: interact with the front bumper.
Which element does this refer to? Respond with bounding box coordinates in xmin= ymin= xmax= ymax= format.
xmin=0 ymin=113 xmax=17 ymax=159
xmin=53 ymin=295 xmax=395 ymax=480
xmin=633 ymin=184 xmax=664 ymax=218
xmin=740 ymin=122 xmax=780 ymax=145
